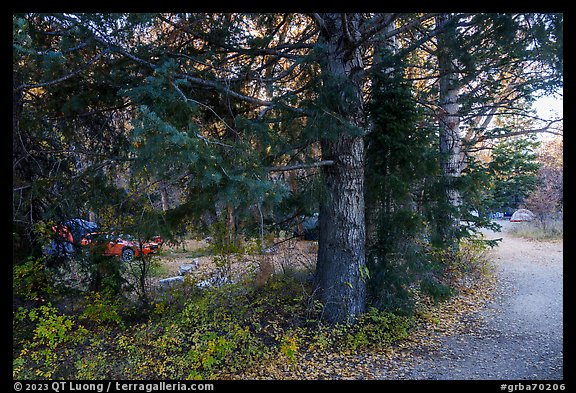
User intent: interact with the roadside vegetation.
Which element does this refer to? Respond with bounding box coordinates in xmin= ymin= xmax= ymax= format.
xmin=507 ymin=218 xmax=563 ymax=242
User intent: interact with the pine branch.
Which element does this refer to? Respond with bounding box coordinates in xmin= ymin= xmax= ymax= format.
xmin=90 ymin=35 xmax=310 ymax=116
xmin=45 ymin=102 xmax=131 ymax=120
xmin=170 ymin=80 xmax=237 ymax=136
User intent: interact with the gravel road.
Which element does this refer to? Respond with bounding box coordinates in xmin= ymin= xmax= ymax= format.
xmin=393 ymin=221 xmax=564 ymax=380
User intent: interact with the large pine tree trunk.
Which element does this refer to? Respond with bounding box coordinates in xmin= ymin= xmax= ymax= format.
xmin=314 ymin=13 xmax=367 ymax=324
xmin=436 ymin=14 xmax=464 ymax=252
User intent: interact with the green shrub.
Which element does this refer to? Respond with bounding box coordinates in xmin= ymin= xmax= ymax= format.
xmin=13 ymin=271 xmax=416 ymax=379
xmin=457 ymin=237 xmax=493 ymax=277
xmin=278 ymin=330 xmax=300 ymax=363
xmin=13 ymin=304 xmax=88 ymax=379
xmin=421 ymin=235 xmax=494 ymax=302
xmin=340 ymin=307 xmax=412 ymax=352
xmin=13 ymin=256 xmax=53 ymax=300
xmin=419 ymin=276 xmax=454 ymax=303
xmin=79 ymin=291 xmax=125 ymax=330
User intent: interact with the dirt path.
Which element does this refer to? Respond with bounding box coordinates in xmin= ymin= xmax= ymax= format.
xmin=388 ymin=221 xmax=563 ymax=380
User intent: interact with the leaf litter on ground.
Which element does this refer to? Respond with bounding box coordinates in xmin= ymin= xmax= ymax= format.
xmin=229 ymin=263 xmax=497 ymax=380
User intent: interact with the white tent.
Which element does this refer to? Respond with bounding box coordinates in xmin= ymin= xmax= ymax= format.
xmin=510 ymin=208 xmax=536 ymax=222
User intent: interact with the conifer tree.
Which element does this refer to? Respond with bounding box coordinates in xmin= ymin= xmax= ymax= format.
xmin=424 ymin=13 xmax=562 ymax=252
xmin=364 ymin=61 xmax=437 ymax=312
xmin=487 ymin=137 xmax=541 ymax=213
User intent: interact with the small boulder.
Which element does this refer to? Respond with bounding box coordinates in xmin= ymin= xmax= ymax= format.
xmin=158 ymin=275 xmax=185 ymax=289
xmin=179 ymin=259 xmax=200 ymax=275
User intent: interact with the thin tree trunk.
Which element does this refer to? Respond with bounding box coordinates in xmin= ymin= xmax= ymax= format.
xmin=287 ymin=172 xmax=304 ymax=237
xmin=226 ymin=204 xmax=235 ymax=246
xmin=314 ymin=13 xmax=367 ymax=324
xmin=159 ymin=181 xmax=170 ymax=212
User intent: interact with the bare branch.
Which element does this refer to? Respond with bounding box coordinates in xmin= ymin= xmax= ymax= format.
xmin=310 ymin=13 xmax=326 ymax=31
xmin=266 ymin=160 xmax=335 ymax=172
xmin=170 ymin=80 xmax=237 ymax=135
xmin=176 ymin=73 xmax=275 ymax=108
xmin=470 ymin=120 xmax=563 ymax=147
xmin=16 ymin=48 xmax=109 ymax=92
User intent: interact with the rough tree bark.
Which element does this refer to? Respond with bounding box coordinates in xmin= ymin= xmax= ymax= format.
xmin=314 ymin=13 xmax=367 ymax=324
xmin=436 ymin=14 xmax=464 ymax=252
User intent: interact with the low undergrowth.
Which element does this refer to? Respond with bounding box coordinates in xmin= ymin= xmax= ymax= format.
xmin=13 ymin=235 xmax=494 ymax=380
xmin=13 ymin=272 xmax=413 ymax=380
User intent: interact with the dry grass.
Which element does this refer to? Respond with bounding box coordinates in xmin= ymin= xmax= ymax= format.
xmin=152 ymin=237 xmax=318 ymax=286
xmin=506 ymin=219 xmax=563 ymax=241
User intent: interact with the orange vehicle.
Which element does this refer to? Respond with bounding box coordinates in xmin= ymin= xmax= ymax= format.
xmin=46 ymin=218 xmax=163 ymax=262
xmin=80 ymin=232 xmax=161 ymax=262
